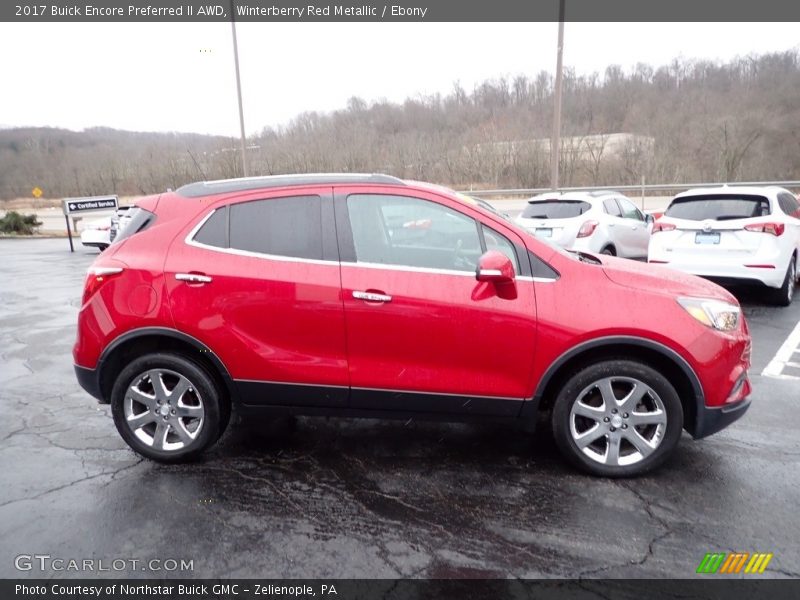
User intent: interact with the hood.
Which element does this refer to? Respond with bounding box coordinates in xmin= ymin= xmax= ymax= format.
xmin=601 ymin=255 xmax=737 ymax=303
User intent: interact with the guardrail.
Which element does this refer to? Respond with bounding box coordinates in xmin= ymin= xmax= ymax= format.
xmin=460 ymin=180 xmax=800 ymax=198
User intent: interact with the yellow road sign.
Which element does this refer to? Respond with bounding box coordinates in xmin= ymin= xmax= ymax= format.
xmin=32 ymin=187 xmax=43 ymax=199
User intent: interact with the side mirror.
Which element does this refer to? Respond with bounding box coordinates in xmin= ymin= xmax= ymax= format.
xmin=476 ymin=250 xmax=515 ymax=284
xmin=645 ymin=213 xmax=655 ymax=224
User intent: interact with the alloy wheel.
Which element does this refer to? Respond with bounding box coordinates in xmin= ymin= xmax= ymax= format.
xmin=569 ymin=376 xmax=667 ymax=467
xmin=123 ymin=368 xmax=205 ymax=451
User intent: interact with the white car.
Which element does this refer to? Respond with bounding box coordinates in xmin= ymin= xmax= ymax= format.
xmin=109 ymin=206 xmax=133 ymax=243
xmin=648 ymin=186 xmax=800 ymax=306
xmin=79 ymin=216 xmax=112 ymax=250
xmin=515 ymin=191 xmax=652 ymax=259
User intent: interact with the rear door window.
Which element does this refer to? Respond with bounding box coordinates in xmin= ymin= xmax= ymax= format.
xmin=665 ymin=195 xmax=771 ymax=221
xmin=617 ymin=197 xmax=645 ymax=221
xmin=228 ymin=195 xmax=323 ymax=260
xmin=521 ymin=200 xmax=591 ymax=219
xmin=603 ymin=198 xmax=622 ymax=217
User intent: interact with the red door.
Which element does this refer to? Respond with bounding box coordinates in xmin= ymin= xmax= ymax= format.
xmin=335 ymin=186 xmax=538 ymax=416
xmin=165 ymin=188 xmax=349 ymax=407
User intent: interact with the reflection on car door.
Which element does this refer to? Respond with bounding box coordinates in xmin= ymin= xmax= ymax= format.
xmin=334 ymin=187 xmax=538 ymax=417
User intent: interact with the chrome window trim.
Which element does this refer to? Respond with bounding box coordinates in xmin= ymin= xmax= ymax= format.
xmin=185 ymin=208 xmax=559 ymax=279
xmin=341 ymin=260 xmax=477 ymax=277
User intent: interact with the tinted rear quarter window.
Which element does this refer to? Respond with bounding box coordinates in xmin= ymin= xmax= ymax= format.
xmin=522 ymin=200 xmax=592 ymax=219
xmin=665 ymin=195 xmax=770 ymax=221
xmin=229 ymin=195 xmax=323 ymax=260
xmin=778 ymin=193 xmax=800 ymax=219
xmin=193 ymin=206 xmax=228 ymax=247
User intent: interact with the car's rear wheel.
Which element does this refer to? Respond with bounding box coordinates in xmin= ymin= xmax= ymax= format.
xmin=768 ymin=257 xmax=796 ymax=307
xmin=551 ymin=359 xmax=683 ymax=477
xmin=600 ymin=245 xmax=615 ymax=256
xmin=111 ymin=353 xmax=226 ymax=462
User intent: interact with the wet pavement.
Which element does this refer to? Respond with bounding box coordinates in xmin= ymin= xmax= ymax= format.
xmin=0 ymin=238 xmax=798 ymax=579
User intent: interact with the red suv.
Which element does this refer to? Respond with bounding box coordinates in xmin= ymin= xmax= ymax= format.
xmin=73 ymin=174 xmax=753 ymax=476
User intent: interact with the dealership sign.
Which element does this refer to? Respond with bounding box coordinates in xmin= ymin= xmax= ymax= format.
xmin=63 ymin=195 xmax=118 ymax=215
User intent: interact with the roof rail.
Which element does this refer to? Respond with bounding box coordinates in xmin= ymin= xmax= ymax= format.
xmin=176 ymin=173 xmax=406 ymax=198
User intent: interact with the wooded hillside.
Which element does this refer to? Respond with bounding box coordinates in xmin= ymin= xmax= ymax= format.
xmin=1 ymin=50 xmax=798 ymax=200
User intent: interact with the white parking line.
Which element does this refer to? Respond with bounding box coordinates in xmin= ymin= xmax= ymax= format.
xmin=762 ymin=319 xmax=800 ymax=381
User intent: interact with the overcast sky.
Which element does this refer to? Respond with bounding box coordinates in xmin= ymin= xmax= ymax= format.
xmin=0 ymin=22 xmax=797 ymax=137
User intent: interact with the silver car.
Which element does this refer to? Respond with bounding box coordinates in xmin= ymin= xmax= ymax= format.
xmin=515 ymin=190 xmax=652 ymax=258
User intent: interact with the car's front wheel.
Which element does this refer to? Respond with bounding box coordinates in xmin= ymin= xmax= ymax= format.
xmin=111 ymin=353 xmax=226 ymax=462
xmin=551 ymin=359 xmax=683 ymax=477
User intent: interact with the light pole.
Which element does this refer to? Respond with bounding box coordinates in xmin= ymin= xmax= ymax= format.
xmin=230 ymin=1 xmax=248 ymax=177
xmin=550 ymin=0 xmax=565 ymax=191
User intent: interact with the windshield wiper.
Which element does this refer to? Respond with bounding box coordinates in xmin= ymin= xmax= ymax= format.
xmin=568 ymin=250 xmax=602 ymax=264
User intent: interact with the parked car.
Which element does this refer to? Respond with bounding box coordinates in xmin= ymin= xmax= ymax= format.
xmin=649 ymin=186 xmax=800 ymax=306
xmin=79 ymin=216 xmax=112 ymax=250
xmin=80 ymin=206 xmax=133 ymax=251
xmin=515 ymin=191 xmax=652 ymax=259
xmin=73 ymin=174 xmax=752 ymax=477
xmin=109 ymin=205 xmax=133 ymax=243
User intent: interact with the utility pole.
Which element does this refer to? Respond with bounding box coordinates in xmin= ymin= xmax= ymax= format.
xmin=550 ymin=0 xmax=565 ymax=191
xmin=231 ymin=1 xmax=248 ymax=177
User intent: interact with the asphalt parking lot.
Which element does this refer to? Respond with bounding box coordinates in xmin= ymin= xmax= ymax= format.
xmin=1 ymin=238 xmax=798 ymax=579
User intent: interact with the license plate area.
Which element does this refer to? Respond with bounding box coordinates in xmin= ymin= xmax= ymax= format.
xmin=695 ymin=232 xmax=720 ymax=245
xmin=535 ymin=228 xmax=553 ymax=238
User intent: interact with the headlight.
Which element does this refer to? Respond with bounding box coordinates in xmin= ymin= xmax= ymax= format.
xmin=677 ymin=297 xmax=740 ymax=332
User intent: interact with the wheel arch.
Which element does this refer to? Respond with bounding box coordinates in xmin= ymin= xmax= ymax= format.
xmin=96 ymin=327 xmax=239 ymax=407
xmin=525 ymin=336 xmax=704 ymax=436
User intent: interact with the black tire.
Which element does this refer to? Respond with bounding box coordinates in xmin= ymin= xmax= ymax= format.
xmin=601 ymin=245 xmax=616 ymax=256
xmin=767 ymin=257 xmax=796 ymax=307
xmin=111 ymin=352 xmax=227 ymax=463
xmin=551 ymin=359 xmax=683 ymax=477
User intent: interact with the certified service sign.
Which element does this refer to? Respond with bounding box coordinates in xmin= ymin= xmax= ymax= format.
xmin=63 ymin=195 xmax=119 ymax=215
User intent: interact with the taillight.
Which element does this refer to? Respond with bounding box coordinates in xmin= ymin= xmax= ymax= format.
xmin=744 ymin=222 xmax=785 ymax=236
xmin=577 ymin=220 xmax=598 ymax=238
xmin=82 ymin=266 xmax=124 ymax=305
xmin=652 ymin=221 xmax=676 ymax=233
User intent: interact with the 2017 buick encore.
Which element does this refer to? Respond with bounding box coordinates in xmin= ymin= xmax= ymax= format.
xmin=73 ymin=174 xmax=753 ymax=476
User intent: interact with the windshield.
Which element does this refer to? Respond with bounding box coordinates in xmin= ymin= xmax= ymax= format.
xmin=522 ymin=200 xmax=592 ymax=219
xmin=665 ymin=194 xmax=771 ymax=221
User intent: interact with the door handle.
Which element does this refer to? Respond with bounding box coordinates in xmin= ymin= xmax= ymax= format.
xmin=175 ymin=273 xmax=213 ymax=284
xmin=353 ymin=290 xmax=392 ymax=303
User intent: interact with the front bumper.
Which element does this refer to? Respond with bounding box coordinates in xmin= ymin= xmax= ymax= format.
xmin=692 ymin=396 xmax=751 ymax=439
xmin=74 ymin=364 xmax=105 ymax=402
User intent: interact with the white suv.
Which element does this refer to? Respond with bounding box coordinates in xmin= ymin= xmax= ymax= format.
xmin=649 ymin=186 xmax=800 ymax=306
xmin=515 ymin=191 xmax=652 ymax=259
